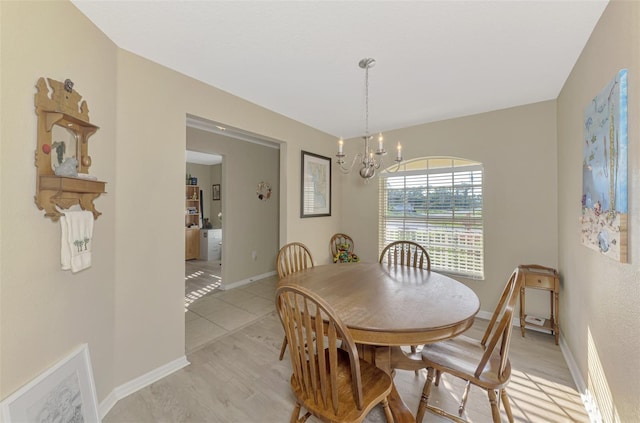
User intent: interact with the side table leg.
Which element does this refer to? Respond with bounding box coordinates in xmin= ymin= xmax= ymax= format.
xmin=554 ymin=291 xmax=560 ymax=345
xmin=519 ymin=286 xmax=526 ymax=337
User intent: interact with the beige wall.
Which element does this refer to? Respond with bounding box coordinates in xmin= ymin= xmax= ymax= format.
xmin=557 ymin=1 xmax=640 ymax=421
xmin=187 ymin=127 xmax=280 ymax=285
xmin=0 ymin=0 xmax=118 ymax=401
xmin=340 ymin=101 xmax=559 ymax=316
xmin=112 ymin=39 xmax=341 ymax=389
xmin=0 ymin=0 xmax=340 ymax=410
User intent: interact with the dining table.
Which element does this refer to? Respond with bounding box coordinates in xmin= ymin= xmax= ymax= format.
xmin=277 ymin=261 xmax=480 ymax=423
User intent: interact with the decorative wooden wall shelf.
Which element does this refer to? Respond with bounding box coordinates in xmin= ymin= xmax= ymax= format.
xmin=34 ymin=77 xmax=106 ymax=221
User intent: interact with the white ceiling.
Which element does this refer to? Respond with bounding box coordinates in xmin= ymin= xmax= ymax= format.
xmin=185 ymin=150 xmax=222 ymax=165
xmin=71 ymin=0 xmax=608 ymax=139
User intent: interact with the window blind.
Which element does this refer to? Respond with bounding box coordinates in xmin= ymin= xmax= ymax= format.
xmin=379 ymin=157 xmax=484 ymax=279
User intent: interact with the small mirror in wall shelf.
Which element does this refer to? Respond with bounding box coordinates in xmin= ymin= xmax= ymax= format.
xmin=34 ymin=77 xmax=107 ymax=221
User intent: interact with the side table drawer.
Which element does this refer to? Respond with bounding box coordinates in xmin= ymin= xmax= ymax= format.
xmin=524 ymin=273 xmax=555 ymax=289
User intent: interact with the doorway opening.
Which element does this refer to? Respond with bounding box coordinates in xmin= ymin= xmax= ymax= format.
xmin=185 ymin=150 xmax=223 ymax=309
xmin=183 ymin=115 xmax=282 ymax=353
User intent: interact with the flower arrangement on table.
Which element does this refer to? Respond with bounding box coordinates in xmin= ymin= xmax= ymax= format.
xmin=333 ymin=243 xmax=360 ymax=263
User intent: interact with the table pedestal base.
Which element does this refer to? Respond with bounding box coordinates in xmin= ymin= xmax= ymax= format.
xmin=358 ymin=344 xmax=426 ymax=423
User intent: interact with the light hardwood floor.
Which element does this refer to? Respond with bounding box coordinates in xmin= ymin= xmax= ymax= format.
xmin=104 ymin=272 xmax=589 ymax=423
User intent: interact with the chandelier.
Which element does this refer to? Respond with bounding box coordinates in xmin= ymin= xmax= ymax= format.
xmin=336 ymin=58 xmax=403 ymax=180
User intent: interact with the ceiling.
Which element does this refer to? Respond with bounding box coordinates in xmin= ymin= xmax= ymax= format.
xmin=185 ymin=150 xmax=222 ymax=165
xmin=71 ymin=1 xmax=608 ymax=140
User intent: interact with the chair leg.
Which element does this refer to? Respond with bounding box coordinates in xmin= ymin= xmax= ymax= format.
xmin=501 ymin=388 xmax=514 ymax=423
xmin=416 ymin=367 xmax=435 ymax=423
xmin=458 ymin=380 xmax=471 ymax=416
xmin=279 ymin=336 xmax=288 ymax=361
xmin=435 ymin=370 xmax=441 ymax=386
xmin=381 ymin=397 xmax=394 ymax=423
xmin=487 ymin=389 xmax=501 ymax=423
xmin=289 ymin=403 xmax=301 ymax=423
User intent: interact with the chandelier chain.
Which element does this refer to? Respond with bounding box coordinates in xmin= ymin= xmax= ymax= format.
xmin=365 ymin=64 xmax=369 ymax=137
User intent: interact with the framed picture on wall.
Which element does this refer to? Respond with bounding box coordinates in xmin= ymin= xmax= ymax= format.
xmin=212 ymin=184 xmax=221 ymax=201
xmin=0 ymin=344 xmax=100 ymax=423
xmin=581 ymin=69 xmax=628 ymax=262
xmin=301 ymin=150 xmax=331 ymax=218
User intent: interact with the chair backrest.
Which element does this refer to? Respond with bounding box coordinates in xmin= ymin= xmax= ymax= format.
xmin=275 ymin=285 xmax=365 ymax=415
xmin=475 ymin=267 xmax=524 ymax=379
xmin=379 ymin=240 xmax=431 ymax=270
xmin=276 ymin=242 xmax=314 ymax=279
xmin=330 ymin=233 xmax=354 ymax=257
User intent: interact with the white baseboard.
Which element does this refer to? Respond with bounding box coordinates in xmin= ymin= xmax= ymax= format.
xmin=223 ymin=271 xmax=277 ymax=290
xmin=477 ymin=310 xmax=602 ymax=423
xmin=98 ymin=355 xmax=190 ymax=419
xmin=559 ymin=336 xmax=603 ymax=423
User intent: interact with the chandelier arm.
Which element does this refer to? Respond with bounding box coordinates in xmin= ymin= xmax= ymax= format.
xmin=382 ymin=158 xmax=404 ymax=174
xmin=336 ymin=153 xmax=364 ymax=174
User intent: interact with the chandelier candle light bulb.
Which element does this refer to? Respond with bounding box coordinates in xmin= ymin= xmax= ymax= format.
xmin=397 ymin=143 xmax=402 ymax=160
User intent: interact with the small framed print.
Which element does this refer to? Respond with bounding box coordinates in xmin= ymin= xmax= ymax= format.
xmin=212 ymin=184 xmax=221 ymax=201
xmin=1 ymin=344 xmax=100 ymax=423
xmin=301 ymin=151 xmax=331 ymax=218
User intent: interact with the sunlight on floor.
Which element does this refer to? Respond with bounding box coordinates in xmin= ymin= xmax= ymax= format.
xmin=508 ymin=369 xmax=588 ymax=422
xmin=184 ymin=274 xmax=222 ymax=311
xmin=415 ymin=360 xmax=589 ymax=422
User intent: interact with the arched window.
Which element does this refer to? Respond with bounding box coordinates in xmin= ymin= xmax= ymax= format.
xmin=379 ymin=157 xmax=484 ymax=279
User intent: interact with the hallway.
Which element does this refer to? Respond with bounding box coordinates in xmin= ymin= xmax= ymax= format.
xmin=184 ymin=259 xmax=278 ymax=353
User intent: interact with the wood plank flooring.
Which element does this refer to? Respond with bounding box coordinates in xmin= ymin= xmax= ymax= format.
xmin=104 ymin=274 xmax=589 ymax=423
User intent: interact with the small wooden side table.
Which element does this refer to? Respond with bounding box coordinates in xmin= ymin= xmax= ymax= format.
xmin=518 ymin=264 xmax=559 ymax=345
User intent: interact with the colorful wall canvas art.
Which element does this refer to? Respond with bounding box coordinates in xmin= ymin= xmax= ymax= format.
xmin=581 ymin=69 xmax=628 ymax=262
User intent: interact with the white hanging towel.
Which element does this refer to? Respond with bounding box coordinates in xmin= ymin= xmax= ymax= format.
xmin=61 ymin=211 xmax=94 ymax=273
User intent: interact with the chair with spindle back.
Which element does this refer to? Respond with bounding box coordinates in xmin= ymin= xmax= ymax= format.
xmin=415 ymin=267 xmax=524 ymax=423
xmin=276 ymin=284 xmax=394 ymax=423
xmin=379 ymin=240 xmax=431 ymax=373
xmin=276 ymin=242 xmax=314 ymax=360
xmin=379 ymin=240 xmax=431 ymax=270
xmin=330 ymin=233 xmax=354 ymax=258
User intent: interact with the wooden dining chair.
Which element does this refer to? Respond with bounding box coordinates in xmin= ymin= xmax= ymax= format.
xmin=379 ymin=240 xmax=431 ymax=270
xmin=276 ymin=242 xmax=314 ymax=279
xmin=379 ymin=240 xmax=431 ymax=373
xmin=276 ymin=242 xmax=314 ymax=360
xmin=276 ymin=285 xmax=394 ymax=423
xmin=415 ymin=267 xmax=524 ymax=423
xmin=330 ymin=233 xmax=355 ymax=257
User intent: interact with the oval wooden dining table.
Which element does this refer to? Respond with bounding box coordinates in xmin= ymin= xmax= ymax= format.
xmin=277 ymin=261 xmax=480 ymax=423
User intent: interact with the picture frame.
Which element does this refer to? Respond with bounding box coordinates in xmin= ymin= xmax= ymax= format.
xmin=581 ymin=68 xmax=628 ymax=262
xmin=1 ymin=344 xmax=100 ymax=423
xmin=212 ymin=184 xmax=221 ymax=201
xmin=301 ymin=150 xmax=331 ymax=218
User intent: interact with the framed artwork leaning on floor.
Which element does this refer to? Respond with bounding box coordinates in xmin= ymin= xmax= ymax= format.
xmin=1 ymin=343 xmax=100 ymax=423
